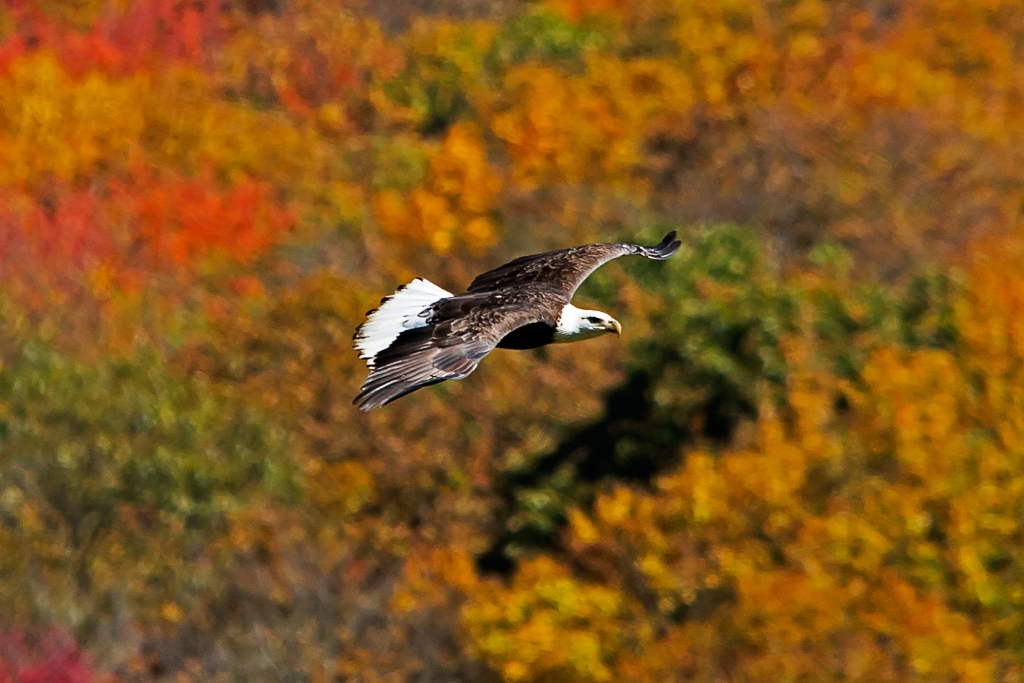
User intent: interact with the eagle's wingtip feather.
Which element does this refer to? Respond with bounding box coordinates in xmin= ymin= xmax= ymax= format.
xmin=640 ymin=231 xmax=682 ymax=260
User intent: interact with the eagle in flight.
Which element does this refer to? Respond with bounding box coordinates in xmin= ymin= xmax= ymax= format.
xmin=353 ymin=231 xmax=682 ymax=410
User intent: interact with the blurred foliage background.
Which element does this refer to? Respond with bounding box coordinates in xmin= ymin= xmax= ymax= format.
xmin=1 ymin=0 xmax=1024 ymax=680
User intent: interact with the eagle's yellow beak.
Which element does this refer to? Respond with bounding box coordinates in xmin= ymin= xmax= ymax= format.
xmin=609 ymin=319 xmax=622 ymax=335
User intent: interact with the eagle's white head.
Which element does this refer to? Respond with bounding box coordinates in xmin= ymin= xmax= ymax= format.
xmin=553 ymin=304 xmax=622 ymax=343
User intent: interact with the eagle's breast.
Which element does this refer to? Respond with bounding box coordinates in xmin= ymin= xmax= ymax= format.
xmin=495 ymin=321 xmax=556 ymax=349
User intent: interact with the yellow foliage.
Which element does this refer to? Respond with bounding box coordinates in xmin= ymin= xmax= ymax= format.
xmin=0 ymin=52 xmax=325 ymax=200
xmin=492 ymin=57 xmax=680 ymax=190
xmin=139 ymin=69 xmax=317 ymax=187
xmin=392 ymin=547 xmax=479 ymax=614
xmin=372 ymin=122 xmax=499 ymax=256
xmin=463 ymin=557 xmax=634 ymax=683
xmin=303 ymin=460 xmax=374 ymax=518
xmin=0 ymin=53 xmax=146 ymax=184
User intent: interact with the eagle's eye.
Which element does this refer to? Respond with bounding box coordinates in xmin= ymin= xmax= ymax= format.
xmin=586 ymin=316 xmax=601 ymax=323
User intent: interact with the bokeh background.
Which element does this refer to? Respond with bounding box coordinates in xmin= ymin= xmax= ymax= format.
xmin=1 ymin=0 xmax=1023 ymax=680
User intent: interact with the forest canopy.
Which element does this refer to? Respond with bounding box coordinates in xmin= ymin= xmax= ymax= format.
xmin=1 ymin=0 xmax=1024 ymax=681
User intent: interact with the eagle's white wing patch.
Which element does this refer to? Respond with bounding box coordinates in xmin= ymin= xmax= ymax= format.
xmin=354 ymin=278 xmax=453 ymax=366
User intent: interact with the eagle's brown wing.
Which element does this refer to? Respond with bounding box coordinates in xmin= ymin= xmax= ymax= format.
xmin=465 ymin=231 xmax=681 ymax=296
xmin=353 ymin=287 xmax=565 ymax=411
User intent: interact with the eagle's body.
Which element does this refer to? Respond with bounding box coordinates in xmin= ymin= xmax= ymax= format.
xmin=353 ymin=232 xmax=681 ymax=410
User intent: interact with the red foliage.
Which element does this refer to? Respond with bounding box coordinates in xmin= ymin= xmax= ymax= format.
xmin=0 ymin=34 xmax=26 ymax=77
xmin=122 ymin=172 xmax=294 ymax=267
xmin=1 ymin=0 xmax=223 ymax=78
xmin=0 ymin=187 xmax=117 ymax=297
xmin=0 ymin=172 xmax=292 ymax=304
xmin=0 ymin=630 xmax=97 ymax=683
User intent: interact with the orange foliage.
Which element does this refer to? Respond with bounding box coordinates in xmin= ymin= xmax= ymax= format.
xmin=373 ymin=122 xmax=499 ymax=258
xmin=6 ymin=1 xmax=1024 ymax=681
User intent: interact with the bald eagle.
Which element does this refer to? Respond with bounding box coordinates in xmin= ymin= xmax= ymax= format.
xmin=353 ymin=231 xmax=682 ymax=410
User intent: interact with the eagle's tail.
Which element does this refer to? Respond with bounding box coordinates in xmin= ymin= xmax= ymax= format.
xmin=353 ymin=278 xmax=453 ymax=368
xmin=634 ymin=231 xmax=682 ymax=260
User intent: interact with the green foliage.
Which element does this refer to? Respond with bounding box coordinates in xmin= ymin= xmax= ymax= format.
xmin=488 ymin=9 xmax=605 ymax=67
xmin=0 ymin=342 xmax=293 ymax=517
xmin=625 ymin=225 xmax=791 ymax=434
xmin=0 ymin=327 xmax=297 ymax=634
xmin=370 ymin=134 xmax=429 ymax=191
xmin=377 ymin=22 xmax=493 ymax=135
